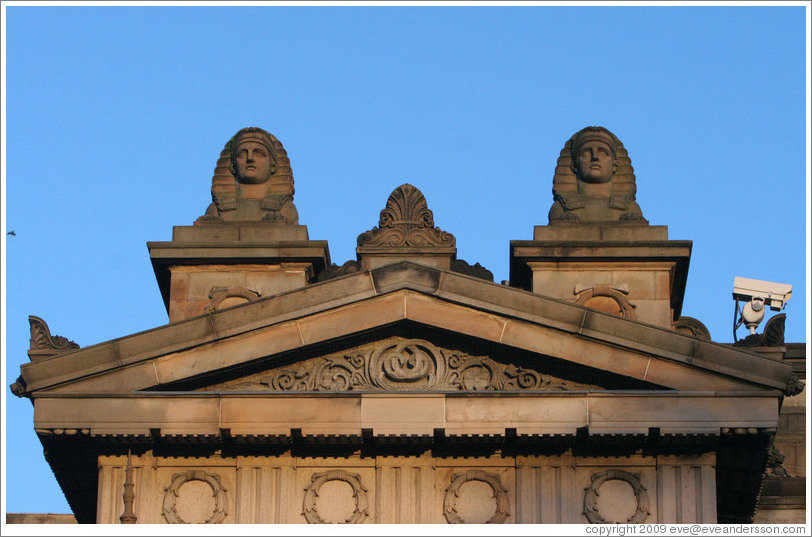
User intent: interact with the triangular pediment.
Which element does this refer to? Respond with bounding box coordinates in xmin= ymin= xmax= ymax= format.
xmin=18 ymin=262 xmax=795 ymax=397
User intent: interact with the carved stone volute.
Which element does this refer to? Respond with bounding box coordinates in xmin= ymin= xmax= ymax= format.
xmin=27 ymin=315 xmax=79 ymax=362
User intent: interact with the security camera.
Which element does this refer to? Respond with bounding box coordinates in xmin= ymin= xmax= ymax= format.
xmin=732 ymin=277 xmax=792 ymax=337
xmin=733 ymin=277 xmax=792 ymax=311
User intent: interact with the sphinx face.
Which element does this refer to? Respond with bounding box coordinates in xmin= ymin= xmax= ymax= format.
xmin=233 ymin=141 xmax=274 ymax=184
xmin=575 ymin=140 xmax=615 ymax=184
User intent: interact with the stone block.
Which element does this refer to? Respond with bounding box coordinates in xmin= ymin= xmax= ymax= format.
xmin=21 ymin=343 xmax=119 ymax=392
xmin=187 ymin=269 xmax=248 ymax=300
xmin=371 ymin=262 xmax=441 ymax=294
xmin=405 ymin=293 xmax=506 ymax=343
xmin=361 ymin=394 xmax=444 ymax=434
xmin=445 ymin=395 xmax=587 ymax=434
xmin=221 ymin=397 xmax=361 ymax=435
xmin=296 ymin=293 xmax=405 ymax=346
xmin=153 ymin=321 xmax=303 ymax=386
xmin=533 ymin=224 xmax=669 ymax=241
xmin=53 ymin=361 xmax=158 ymax=393
xmin=500 ymin=319 xmax=651 ymax=381
xmin=245 ymin=269 xmax=309 ymax=297
xmin=169 ymin=271 xmax=190 ymax=302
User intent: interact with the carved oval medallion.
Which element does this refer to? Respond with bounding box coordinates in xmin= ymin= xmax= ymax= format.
xmin=162 ymin=470 xmax=228 ymax=524
xmin=583 ymin=469 xmax=649 ymax=524
xmin=369 ymin=340 xmax=445 ymax=391
xmin=443 ymin=470 xmax=509 ymax=524
xmin=302 ymin=470 xmax=369 ymax=524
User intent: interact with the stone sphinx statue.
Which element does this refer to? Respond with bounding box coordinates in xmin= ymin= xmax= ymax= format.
xmin=548 ymin=126 xmax=647 ymax=224
xmin=198 ymin=127 xmax=299 ymax=224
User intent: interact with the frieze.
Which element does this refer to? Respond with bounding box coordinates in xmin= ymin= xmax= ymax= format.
xmin=207 ymin=337 xmax=601 ymax=393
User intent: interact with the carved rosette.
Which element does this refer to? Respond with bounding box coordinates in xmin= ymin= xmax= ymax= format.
xmin=162 ymin=470 xmax=228 ymax=524
xmin=357 ymin=184 xmax=455 ymax=248
xmin=583 ymin=469 xmax=650 ymax=524
xmin=302 ymin=470 xmax=369 ymax=524
xmin=213 ymin=337 xmax=600 ymax=393
xmin=443 ymin=470 xmax=509 ymax=524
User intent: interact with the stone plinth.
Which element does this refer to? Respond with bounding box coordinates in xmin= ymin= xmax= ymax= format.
xmin=148 ymin=223 xmax=330 ymax=323
xmin=510 ymin=224 xmax=691 ymax=329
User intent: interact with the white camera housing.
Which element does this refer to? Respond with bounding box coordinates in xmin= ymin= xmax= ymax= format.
xmin=732 ymin=277 xmax=792 ymax=311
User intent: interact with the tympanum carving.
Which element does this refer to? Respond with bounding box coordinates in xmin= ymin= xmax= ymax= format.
xmin=549 ymin=126 xmax=647 ymax=224
xmin=357 ymin=184 xmax=455 ymax=248
xmin=583 ymin=469 xmax=649 ymax=524
xmin=162 ymin=470 xmax=227 ymax=524
xmin=198 ymin=127 xmax=298 ymax=224
xmin=212 ymin=337 xmax=600 ymax=393
xmin=443 ymin=470 xmax=509 ymax=524
xmin=302 ymin=470 xmax=369 ymax=524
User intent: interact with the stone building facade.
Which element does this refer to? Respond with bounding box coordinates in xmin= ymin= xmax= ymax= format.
xmin=10 ymin=126 xmax=805 ymax=524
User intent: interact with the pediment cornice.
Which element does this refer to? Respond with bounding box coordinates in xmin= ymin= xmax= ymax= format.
xmin=18 ymin=262 xmax=794 ymax=396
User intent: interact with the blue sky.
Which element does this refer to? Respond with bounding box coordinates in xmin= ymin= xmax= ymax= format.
xmin=2 ymin=3 xmax=809 ymax=520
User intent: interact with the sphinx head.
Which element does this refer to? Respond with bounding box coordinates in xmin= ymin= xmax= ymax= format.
xmin=570 ymin=127 xmax=618 ymax=184
xmin=228 ymin=127 xmax=279 ymax=184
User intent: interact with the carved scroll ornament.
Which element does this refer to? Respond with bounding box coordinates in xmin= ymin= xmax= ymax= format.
xmin=316 ymin=260 xmax=363 ymax=282
xmin=583 ymin=469 xmax=650 ymax=524
xmin=674 ymin=316 xmax=712 ymax=340
xmin=214 ymin=338 xmax=599 ymax=393
xmin=29 ymin=315 xmax=79 ymax=352
xmin=443 ymin=470 xmax=509 ymax=524
xmin=162 ymin=470 xmax=228 ymax=524
xmin=357 ymin=184 xmax=455 ymax=248
xmin=450 ymin=259 xmax=494 ymax=281
xmin=302 ymin=470 xmax=369 ymax=524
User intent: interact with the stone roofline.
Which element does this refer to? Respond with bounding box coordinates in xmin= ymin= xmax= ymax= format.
xmin=19 ymin=261 xmax=794 ymax=396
